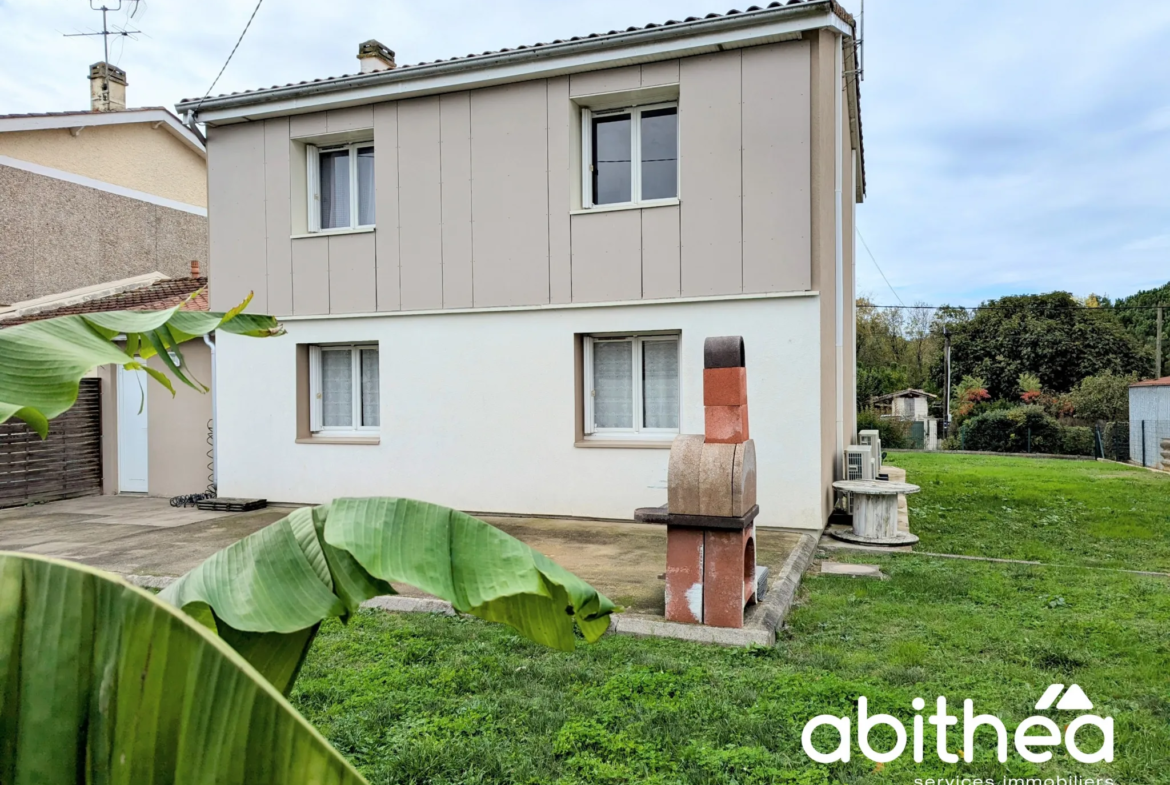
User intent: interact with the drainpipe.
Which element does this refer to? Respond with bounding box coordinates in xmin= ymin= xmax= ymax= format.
xmin=203 ymin=333 xmax=217 ymax=488
xmin=834 ymin=33 xmax=845 ymax=473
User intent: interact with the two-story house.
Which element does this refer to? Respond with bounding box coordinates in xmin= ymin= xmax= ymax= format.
xmin=179 ymin=1 xmax=864 ymax=529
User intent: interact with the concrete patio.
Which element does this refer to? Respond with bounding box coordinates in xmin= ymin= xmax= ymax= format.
xmin=0 ymin=495 xmax=817 ymax=644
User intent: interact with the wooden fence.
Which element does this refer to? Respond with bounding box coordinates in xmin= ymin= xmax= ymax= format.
xmin=0 ymin=379 xmax=103 ymax=508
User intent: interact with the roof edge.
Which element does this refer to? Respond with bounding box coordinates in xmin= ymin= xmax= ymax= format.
xmin=0 ymin=108 xmax=205 ymax=157
xmin=180 ymin=2 xmax=853 ymax=125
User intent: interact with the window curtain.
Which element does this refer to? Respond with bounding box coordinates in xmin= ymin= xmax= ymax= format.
xmin=593 ymin=340 xmax=633 ymax=429
xmin=642 ymin=339 xmax=679 ymax=429
xmin=319 ymin=149 xmax=351 ymax=229
xmin=360 ymin=348 xmax=380 ymax=427
xmin=356 ymin=147 xmax=375 ymax=226
xmin=321 ymin=350 xmax=353 ymax=427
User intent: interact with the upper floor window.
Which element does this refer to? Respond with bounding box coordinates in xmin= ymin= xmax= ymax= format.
xmin=582 ymin=103 xmax=678 ymax=209
xmin=307 ymin=142 xmax=375 ymax=232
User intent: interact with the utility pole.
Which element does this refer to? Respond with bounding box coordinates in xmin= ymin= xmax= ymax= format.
xmin=1158 ymin=304 xmax=1164 ymax=379
xmin=943 ymin=325 xmax=952 ymax=437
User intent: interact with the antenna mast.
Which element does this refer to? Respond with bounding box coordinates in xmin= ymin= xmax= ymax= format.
xmin=64 ymin=2 xmax=143 ymax=66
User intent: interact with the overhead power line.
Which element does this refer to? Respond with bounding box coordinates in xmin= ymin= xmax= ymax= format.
xmin=855 ymin=227 xmax=905 ymax=307
xmin=190 ymin=0 xmax=265 ymax=117
xmin=864 ymin=303 xmax=1167 ymax=311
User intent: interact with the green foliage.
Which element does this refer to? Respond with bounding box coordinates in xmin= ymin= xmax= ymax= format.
xmin=855 ymin=297 xmax=949 ymax=399
xmin=962 ymin=405 xmax=1074 ymax=454
xmin=855 ymin=408 xmax=908 ymax=449
xmin=0 ymin=552 xmax=366 ymax=784
xmin=160 ymin=498 xmax=616 ymax=693
xmin=855 ymin=365 xmax=908 ymax=411
xmin=961 ymin=410 xmax=1015 ymax=451
xmin=0 ymin=294 xmax=282 ymax=437
xmin=938 ymin=291 xmax=1147 ymax=400
xmin=1111 ymin=281 xmax=1169 ymax=373
xmin=1068 ymin=370 xmax=1136 ymax=422
xmin=1018 ymin=371 xmax=1042 ymax=403
xmin=1060 ymin=425 xmax=1095 ymax=456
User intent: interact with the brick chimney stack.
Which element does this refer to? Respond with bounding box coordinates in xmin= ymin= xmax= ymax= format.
xmin=190 ymin=260 xmax=201 ymax=279
xmin=357 ymin=40 xmax=396 ymax=73
xmin=89 ymin=62 xmax=127 ymax=112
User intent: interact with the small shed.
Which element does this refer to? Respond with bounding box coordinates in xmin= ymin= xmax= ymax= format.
xmin=870 ymin=389 xmax=937 ymax=421
xmin=1129 ymin=377 xmax=1170 ymax=469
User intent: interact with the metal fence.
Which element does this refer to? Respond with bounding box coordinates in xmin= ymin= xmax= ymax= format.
xmin=1123 ymin=420 xmax=1170 ymax=469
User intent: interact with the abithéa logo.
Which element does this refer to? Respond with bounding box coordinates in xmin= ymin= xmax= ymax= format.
xmin=801 ymin=685 xmax=1112 ymax=764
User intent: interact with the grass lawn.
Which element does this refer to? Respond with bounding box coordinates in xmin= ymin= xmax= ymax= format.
xmin=886 ymin=453 xmax=1170 ymax=572
xmin=290 ymin=455 xmax=1170 ymax=784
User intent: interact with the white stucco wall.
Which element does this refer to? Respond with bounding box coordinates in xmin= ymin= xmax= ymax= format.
xmin=215 ymin=294 xmax=825 ymax=529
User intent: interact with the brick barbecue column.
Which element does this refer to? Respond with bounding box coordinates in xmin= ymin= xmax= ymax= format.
xmin=658 ymin=336 xmax=758 ymax=628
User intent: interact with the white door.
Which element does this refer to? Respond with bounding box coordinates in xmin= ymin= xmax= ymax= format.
xmin=117 ymin=365 xmax=149 ymax=493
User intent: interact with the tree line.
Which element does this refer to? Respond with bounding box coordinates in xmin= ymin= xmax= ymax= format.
xmin=857 ymin=281 xmax=1169 ymax=427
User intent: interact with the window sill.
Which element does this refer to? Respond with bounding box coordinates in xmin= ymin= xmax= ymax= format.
xmin=291 ymin=226 xmax=375 ymax=240
xmin=575 ymin=439 xmax=673 ymax=449
xmin=570 ymin=199 xmax=679 ymax=216
xmin=296 ymin=435 xmax=381 ymax=445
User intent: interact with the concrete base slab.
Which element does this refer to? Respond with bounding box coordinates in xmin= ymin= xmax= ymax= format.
xmin=827 ymin=529 xmax=919 ymax=547
xmin=818 ymin=562 xmax=887 ymax=579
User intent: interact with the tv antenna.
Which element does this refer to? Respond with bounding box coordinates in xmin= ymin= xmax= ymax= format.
xmin=64 ymin=2 xmax=143 ymax=66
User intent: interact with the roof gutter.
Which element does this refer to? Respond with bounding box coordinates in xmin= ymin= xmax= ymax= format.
xmin=180 ymin=2 xmax=853 ymax=126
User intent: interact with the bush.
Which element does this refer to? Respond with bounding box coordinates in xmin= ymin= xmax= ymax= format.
xmin=1068 ymin=371 xmax=1135 ymax=422
xmin=1007 ymin=405 xmax=1062 ymax=453
xmin=856 ymin=409 xmax=908 ymax=449
xmin=1060 ymin=426 xmax=1095 ymax=456
xmin=960 ymin=406 xmax=1091 ymax=455
xmin=962 ymin=410 xmax=1016 ymax=452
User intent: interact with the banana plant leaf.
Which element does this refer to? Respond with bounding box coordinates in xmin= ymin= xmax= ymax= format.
xmin=0 ymin=551 xmax=367 ymax=785
xmin=160 ymin=498 xmax=617 ymax=693
xmin=0 ymin=292 xmax=283 ymax=438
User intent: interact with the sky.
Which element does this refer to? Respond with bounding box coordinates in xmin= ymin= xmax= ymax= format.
xmin=3 ymin=0 xmax=1168 ymax=307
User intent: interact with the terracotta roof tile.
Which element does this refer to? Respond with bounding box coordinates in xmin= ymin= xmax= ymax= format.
xmin=0 ymin=278 xmax=208 ymax=327
xmin=1130 ymin=376 xmax=1170 ymax=388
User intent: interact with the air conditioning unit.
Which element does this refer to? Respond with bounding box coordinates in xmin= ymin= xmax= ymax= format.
xmin=842 ymin=445 xmax=875 ymax=514
xmin=845 ymin=446 xmax=875 ymax=480
xmin=858 ymin=429 xmax=882 ymax=473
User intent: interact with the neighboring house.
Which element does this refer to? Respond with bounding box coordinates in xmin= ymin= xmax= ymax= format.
xmin=0 ymin=62 xmax=208 ymax=306
xmin=1129 ymin=376 xmax=1170 ymax=469
xmin=180 ymin=1 xmax=864 ymax=529
xmin=0 ymin=267 xmax=214 ymax=505
xmin=870 ymin=389 xmax=936 ymax=421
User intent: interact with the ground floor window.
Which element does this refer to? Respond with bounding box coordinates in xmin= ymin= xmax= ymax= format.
xmin=308 ymin=344 xmax=380 ymax=433
xmin=583 ymin=333 xmax=679 ymax=439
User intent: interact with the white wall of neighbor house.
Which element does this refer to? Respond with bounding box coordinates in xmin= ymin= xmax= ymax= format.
xmin=213 ymin=295 xmax=826 ymax=529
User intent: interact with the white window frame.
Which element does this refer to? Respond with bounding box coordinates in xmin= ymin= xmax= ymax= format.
xmin=583 ymin=333 xmax=680 ymax=440
xmin=307 ymin=141 xmax=375 ymax=233
xmin=308 ymin=343 xmax=380 ymax=434
xmin=581 ymin=102 xmax=679 ymax=210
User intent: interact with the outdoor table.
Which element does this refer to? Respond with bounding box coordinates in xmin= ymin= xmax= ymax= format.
xmin=829 ymin=479 xmax=920 ymax=546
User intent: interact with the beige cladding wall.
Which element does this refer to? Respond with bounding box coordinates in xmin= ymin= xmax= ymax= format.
xmin=96 ymin=343 xmax=212 ymax=498
xmin=209 ymin=42 xmax=814 ymax=315
xmin=147 ymin=342 xmax=213 ymax=497
xmin=0 ymin=123 xmax=207 ymax=207
xmin=0 ymin=164 xmax=207 ymax=303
